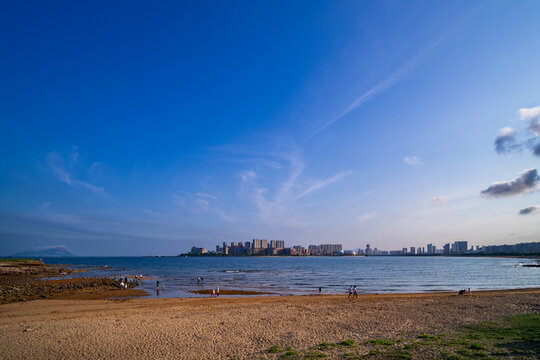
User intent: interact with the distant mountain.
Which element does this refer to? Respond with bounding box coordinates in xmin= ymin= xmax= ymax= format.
xmin=11 ymin=247 xmax=75 ymax=257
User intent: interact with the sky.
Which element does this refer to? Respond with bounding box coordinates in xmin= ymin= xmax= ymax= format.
xmin=1 ymin=0 xmax=540 ymax=256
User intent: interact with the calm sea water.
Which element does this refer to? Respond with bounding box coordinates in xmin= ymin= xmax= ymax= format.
xmin=41 ymin=256 xmax=540 ymax=298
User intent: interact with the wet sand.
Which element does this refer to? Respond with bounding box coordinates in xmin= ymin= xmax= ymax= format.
xmin=0 ymin=288 xmax=538 ymax=359
xmin=189 ymin=289 xmax=276 ymax=295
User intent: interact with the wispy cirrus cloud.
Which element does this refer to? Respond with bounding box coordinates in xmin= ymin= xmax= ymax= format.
xmin=430 ymin=196 xmax=449 ymax=205
xmin=356 ymin=212 xmax=377 ymax=222
xmin=46 ymin=149 xmax=105 ymax=194
xmin=236 ymin=146 xmax=352 ymax=224
xmin=404 ymin=156 xmax=424 ymax=166
xmin=174 ymin=190 xmax=235 ymax=222
xmin=296 ymin=170 xmax=353 ymax=200
xmin=308 ymin=35 xmax=449 ymax=139
xmin=480 ymin=168 xmax=539 ymax=198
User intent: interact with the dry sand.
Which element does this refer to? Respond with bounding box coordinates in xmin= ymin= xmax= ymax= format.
xmin=0 ymin=288 xmax=538 ymax=359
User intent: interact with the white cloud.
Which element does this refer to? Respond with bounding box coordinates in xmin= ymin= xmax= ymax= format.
xmin=356 ymin=212 xmax=377 ymax=222
xmin=518 ymin=105 xmax=540 ymax=121
xmin=498 ymin=127 xmax=516 ymax=137
xmin=404 ymin=156 xmax=424 ymax=166
xmin=518 ymin=105 xmax=540 ymax=136
xmin=430 ymin=196 xmax=449 ymax=205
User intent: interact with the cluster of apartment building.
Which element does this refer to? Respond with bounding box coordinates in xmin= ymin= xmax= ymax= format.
xmin=190 ymin=239 xmax=344 ymax=256
xmin=371 ymin=241 xmax=540 ymax=256
xmin=360 ymin=241 xmax=468 ymax=256
xmin=188 ymin=240 xmax=540 ymax=257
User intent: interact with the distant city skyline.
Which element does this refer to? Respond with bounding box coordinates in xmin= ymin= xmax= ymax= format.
xmin=1 ymin=1 xmax=540 ymax=256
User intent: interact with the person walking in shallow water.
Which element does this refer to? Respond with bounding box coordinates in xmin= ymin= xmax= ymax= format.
xmin=347 ymin=285 xmax=353 ymax=298
xmin=353 ymin=285 xmax=358 ymax=299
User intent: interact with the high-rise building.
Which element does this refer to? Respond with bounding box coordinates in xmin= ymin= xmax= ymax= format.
xmin=402 ymin=248 xmax=408 ymax=255
xmin=410 ymin=247 xmax=416 ymax=255
xmin=270 ymin=240 xmax=285 ymax=248
xmin=443 ymin=243 xmax=450 ymax=255
xmin=454 ymin=241 xmax=468 ymax=254
xmin=252 ymin=239 xmax=268 ymax=249
xmin=308 ymin=244 xmax=343 ymax=255
xmin=427 ymin=244 xmax=433 ymax=254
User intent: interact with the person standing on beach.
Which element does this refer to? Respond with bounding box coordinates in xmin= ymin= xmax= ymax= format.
xmin=348 ymin=285 xmax=353 ymax=298
xmin=319 ymin=287 xmax=322 ymax=294
xmin=216 ymin=286 xmax=220 ymax=297
xmin=211 ymin=289 xmax=215 ymax=297
xmin=156 ymin=280 xmax=159 ymax=289
xmin=353 ymin=286 xmax=358 ymax=299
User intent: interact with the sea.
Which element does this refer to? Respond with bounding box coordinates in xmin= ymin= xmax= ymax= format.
xmin=41 ymin=256 xmax=540 ymax=298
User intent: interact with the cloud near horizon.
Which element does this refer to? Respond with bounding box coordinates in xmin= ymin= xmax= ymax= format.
xmin=519 ymin=205 xmax=539 ymax=215
xmin=356 ymin=212 xmax=377 ymax=222
xmin=480 ymin=168 xmax=539 ymax=198
xmin=430 ymin=196 xmax=449 ymax=205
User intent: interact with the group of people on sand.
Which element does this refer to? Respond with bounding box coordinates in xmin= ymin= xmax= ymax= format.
xmin=347 ymin=285 xmax=358 ymax=299
xmin=458 ymin=288 xmax=471 ymax=295
xmin=196 ymin=276 xmax=220 ymax=297
xmin=119 ymin=275 xmax=146 ymax=289
xmin=119 ymin=277 xmax=129 ymax=289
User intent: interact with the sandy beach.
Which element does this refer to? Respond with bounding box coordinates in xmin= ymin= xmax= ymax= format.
xmin=0 ymin=288 xmax=538 ymax=359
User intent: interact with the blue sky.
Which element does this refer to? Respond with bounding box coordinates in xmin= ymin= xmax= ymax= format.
xmin=1 ymin=1 xmax=539 ymax=255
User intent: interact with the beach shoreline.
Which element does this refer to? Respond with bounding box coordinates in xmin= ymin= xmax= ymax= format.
xmin=1 ymin=288 xmax=538 ymax=359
